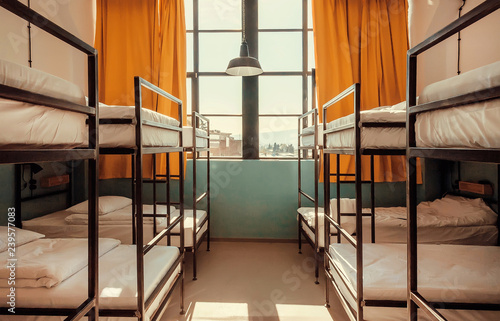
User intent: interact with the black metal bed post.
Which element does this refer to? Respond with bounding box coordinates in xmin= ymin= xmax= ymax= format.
xmin=297 ymin=115 xmax=302 ymax=254
xmin=206 ymin=116 xmax=211 ymax=252
xmin=153 ymin=154 xmax=158 ymax=236
xmin=336 ymin=154 xmax=341 ymax=244
xmin=134 ymin=76 xmax=146 ymax=321
xmin=370 ymin=155 xmax=375 ymax=243
xmin=166 ymin=153 xmax=171 ymax=246
xmin=14 ymin=164 xmax=22 ymax=228
xmin=87 ymin=51 xmax=99 ymax=321
xmin=352 ymin=83 xmax=363 ymax=321
xmin=179 ymin=101 xmax=185 ymax=315
xmin=313 ymin=108 xmax=320 ymax=285
xmin=132 ymin=155 xmax=137 ymax=244
xmin=407 ymin=51 xmax=419 ymax=321
xmin=323 ymin=116 xmax=331 ymax=308
xmin=192 ymin=111 xmax=198 ymax=280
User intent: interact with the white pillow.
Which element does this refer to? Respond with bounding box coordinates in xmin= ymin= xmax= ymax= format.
xmin=0 ymin=226 xmax=45 ymax=252
xmin=67 ymin=196 xmax=132 ymax=215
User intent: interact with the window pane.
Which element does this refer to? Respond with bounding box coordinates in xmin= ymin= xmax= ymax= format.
xmin=185 ymin=0 xmax=193 ymax=30
xmin=308 ymin=31 xmax=315 ymax=69
xmin=259 ymin=32 xmax=302 ymax=72
xmin=208 ymin=116 xmax=242 ymax=157
xmin=259 ymin=116 xmax=298 ymax=158
xmin=199 ymin=0 xmax=241 ymax=30
xmin=259 ymin=76 xmax=302 ymax=115
xmin=200 ymin=33 xmax=241 ymax=72
xmin=259 ymin=0 xmax=302 ymax=29
xmin=187 ymin=33 xmax=194 ymax=73
xmin=199 ymin=77 xmax=242 ymax=114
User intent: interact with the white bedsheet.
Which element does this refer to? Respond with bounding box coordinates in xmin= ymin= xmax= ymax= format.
xmin=0 ymin=244 xmax=181 ymax=321
xmin=23 ymin=209 xmax=208 ymax=247
xmin=183 ymin=126 xmax=209 ymax=148
xmin=0 ymin=59 xmax=85 ymax=105
xmin=64 ymin=204 xmax=176 ymax=225
xmin=416 ymin=60 xmax=500 ymax=148
xmin=329 ymin=243 xmax=500 ymax=320
xmin=0 ymin=238 xmax=119 ymax=288
xmin=99 ymin=105 xmax=180 ymax=148
xmin=0 ymin=59 xmax=90 ymax=149
xmin=325 ymin=102 xmax=406 ymax=149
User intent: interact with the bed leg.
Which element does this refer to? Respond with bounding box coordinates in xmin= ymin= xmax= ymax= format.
xmin=325 ymin=275 xmax=330 ymax=308
xmin=298 ymin=219 xmax=302 ymax=254
xmin=314 ymin=251 xmax=319 ymax=285
xmin=193 ymin=249 xmax=198 ymax=280
xmin=180 ymin=257 xmax=185 ymax=315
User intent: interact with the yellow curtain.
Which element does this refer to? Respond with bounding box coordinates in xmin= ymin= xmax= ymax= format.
xmin=95 ymin=0 xmax=186 ymax=179
xmin=313 ymin=0 xmax=420 ymax=182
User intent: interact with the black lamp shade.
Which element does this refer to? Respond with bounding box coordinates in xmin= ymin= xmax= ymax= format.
xmin=226 ymin=41 xmax=263 ymax=76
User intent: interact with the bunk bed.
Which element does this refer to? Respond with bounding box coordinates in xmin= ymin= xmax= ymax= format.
xmin=297 ymin=106 xmax=323 ymax=285
xmin=1 ymin=76 xmax=186 ymax=321
xmin=181 ymin=112 xmax=210 ymax=280
xmin=0 ymin=1 xmax=99 ymax=320
xmin=406 ymin=1 xmax=500 ymax=320
xmin=323 ymin=2 xmax=500 ymax=320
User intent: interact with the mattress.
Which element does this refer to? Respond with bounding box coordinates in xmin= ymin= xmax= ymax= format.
xmin=328 ymin=243 xmax=500 ymax=320
xmin=183 ymin=126 xmax=209 ymax=148
xmin=22 ymin=208 xmax=208 ymax=248
xmin=99 ymin=105 xmax=180 ymax=148
xmin=416 ymin=60 xmax=500 ymax=148
xmin=0 ymin=59 xmax=88 ymax=149
xmin=0 ymin=244 xmax=181 ymax=321
xmin=301 ymin=124 xmax=323 ymax=147
xmin=325 ymin=101 xmax=406 ymax=149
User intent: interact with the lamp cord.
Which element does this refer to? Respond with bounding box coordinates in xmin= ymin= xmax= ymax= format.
xmin=242 ymin=0 xmax=246 ymax=42
xmin=457 ymin=0 xmax=466 ymax=75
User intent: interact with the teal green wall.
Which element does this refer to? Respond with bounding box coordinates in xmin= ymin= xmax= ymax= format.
xmin=100 ymin=160 xmax=423 ymax=240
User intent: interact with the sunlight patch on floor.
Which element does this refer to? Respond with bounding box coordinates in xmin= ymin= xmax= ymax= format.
xmin=189 ymin=302 xmax=250 ymax=321
xmin=275 ymin=303 xmax=333 ymax=321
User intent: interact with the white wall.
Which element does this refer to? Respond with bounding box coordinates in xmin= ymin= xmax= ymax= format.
xmin=0 ymin=0 xmax=96 ymax=93
xmin=408 ymin=0 xmax=500 ymax=94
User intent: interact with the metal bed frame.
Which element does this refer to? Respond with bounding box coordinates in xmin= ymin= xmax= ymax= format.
xmin=0 ymin=1 xmax=99 ymax=320
xmin=297 ymin=107 xmax=322 ymax=284
xmin=322 ymin=82 xmax=407 ymax=321
xmin=183 ymin=111 xmax=210 ymax=280
xmin=98 ymin=76 xmax=186 ymax=320
xmin=407 ymin=1 xmax=500 ymax=320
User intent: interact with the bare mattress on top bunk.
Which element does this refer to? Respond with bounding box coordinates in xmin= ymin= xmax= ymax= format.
xmin=416 ymin=60 xmax=500 ymax=148
xmin=23 ymin=201 xmax=207 ymax=247
xmin=0 ymin=237 xmax=181 ymax=321
xmin=0 ymin=59 xmax=88 ymax=149
xmin=324 ymin=101 xmax=406 ymax=149
xmin=182 ymin=127 xmax=208 ymax=148
xmin=329 ymin=243 xmax=500 ymax=321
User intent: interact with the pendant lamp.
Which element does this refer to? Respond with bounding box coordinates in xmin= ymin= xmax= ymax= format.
xmin=226 ymin=0 xmax=263 ymax=76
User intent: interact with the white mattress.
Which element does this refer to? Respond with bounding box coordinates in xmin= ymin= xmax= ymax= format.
xmin=301 ymin=124 xmax=323 ymax=147
xmin=328 ymin=197 xmax=498 ymax=245
xmin=99 ymin=105 xmax=180 ymax=148
xmin=325 ymin=102 xmax=406 ymax=149
xmin=0 ymin=59 xmax=88 ymax=149
xmin=23 ymin=208 xmax=208 ymax=248
xmin=0 ymin=244 xmax=181 ymax=321
xmin=183 ymin=126 xmax=209 ymax=148
xmin=416 ymin=60 xmax=500 ymax=148
xmin=328 ymin=243 xmax=500 ymax=320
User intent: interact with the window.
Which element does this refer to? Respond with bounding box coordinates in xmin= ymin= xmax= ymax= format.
xmin=185 ymin=0 xmax=314 ymax=159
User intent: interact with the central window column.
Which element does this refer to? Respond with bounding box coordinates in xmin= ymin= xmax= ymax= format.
xmin=242 ymin=0 xmax=259 ymax=159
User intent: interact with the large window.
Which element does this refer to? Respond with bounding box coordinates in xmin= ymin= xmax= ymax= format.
xmin=185 ymin=0 xmax=314 ymax=158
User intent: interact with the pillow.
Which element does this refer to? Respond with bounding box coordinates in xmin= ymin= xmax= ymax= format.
xmin=0 ymin=226 xmax=44 ymax=252
xmin=66 ymin=196 xmax=132 ymax=215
